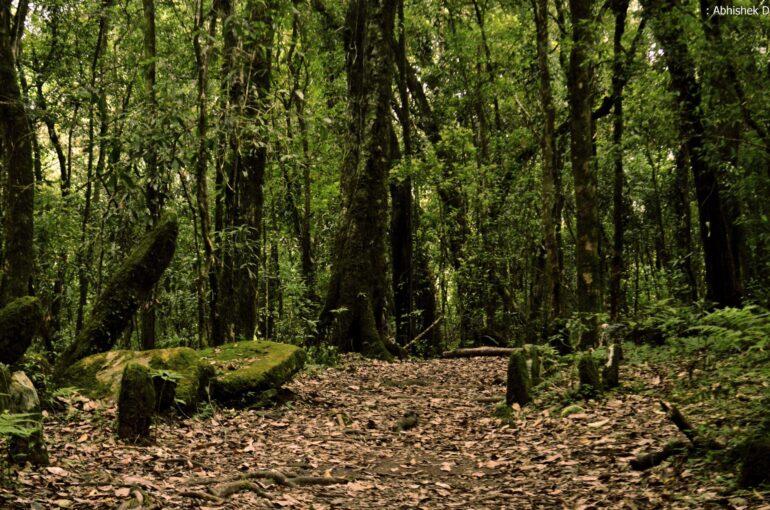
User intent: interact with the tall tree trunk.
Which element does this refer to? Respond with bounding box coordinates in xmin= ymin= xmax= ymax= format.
xmin=193 ymin=0 xmax=218 ymax=346
xmin=644 ymin=0 xmax=741 ymax=307
xmin=76 ymin=0 xmax=112 ymax=334
xmin=0 ymin=3 xmax=34 ymax=305
xmin=285 ymin=2 xmax=316 ymax=302
xmin=609 ymin=0 xmax=629 ymax=321
xmin=316 ymin=0 xmax=398 ymax=359
xmin=671 ymin=144 xmax=698 ymax=302
xmin=568 ymin=0 xmax=601 ymax=348
xmin=140 ymin=0 xmax=160 ymax=350
xmin=391 ymin=0 xmax=415 ymax=347
xmin=532 ymin=0 xmax=563 ymax=327
xmin=216 ymin=0 xmax=275 ymax=343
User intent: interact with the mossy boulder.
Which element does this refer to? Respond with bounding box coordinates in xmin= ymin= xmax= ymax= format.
xmin=0 ymin=296 xmax=43 ymax=365
xmin=201 ymin=340 xmax=306 ymax=406
xmin=117 ymin=363 xmax=155 ymax=441
xmin=54 ymin=215 xmax=179 ymax=377
xmin=6 ymin=371 xmax=49 ymax=466
xmin=58 ymin=347 xmax=213 ymax=409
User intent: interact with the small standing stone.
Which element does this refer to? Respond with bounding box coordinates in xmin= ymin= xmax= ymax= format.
xmin=117 ymin=363 xmax=156 ymax=441
xmin=524 ymin=344 xmax=542 ymax=386
xmin=602 ymin=343 xmax=623 ymax=389
xmin=506 ymin=348 xmax=531 ymax=406
xmin=577 ymin=352 xmax=601 ymax=392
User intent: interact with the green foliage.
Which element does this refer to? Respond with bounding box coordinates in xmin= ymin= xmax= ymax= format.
xmin=685 ymin=306 xmax=770 ymax=353
xmin=305 ymin=344 xmax=340 ymax=368
xmin=0 ymin=413 xmax=38 ymax=438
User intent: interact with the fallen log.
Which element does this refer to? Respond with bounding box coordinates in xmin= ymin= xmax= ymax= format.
xmin=442 ymin=347 xmax=515 ymax=358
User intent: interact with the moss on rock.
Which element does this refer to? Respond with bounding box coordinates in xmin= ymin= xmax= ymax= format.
xmin=0 ymin=296 xmax=43 ymax=365
xmin=58 ymin=347 xmax=212 ymax=409
xmin=117 ymin=363 xmax=155 ymax=441
xmin=59 ymin=341 xmax=304 ymax=410
xmin=577 ymin=352 xmax=601 ymax=393
xmin=506 ymin=348 xmax=531 ymax=406
xmin=200 ymin=340 xmax=306 ymax=406
xmin=54 ymin=215 xmax=179 ymax=377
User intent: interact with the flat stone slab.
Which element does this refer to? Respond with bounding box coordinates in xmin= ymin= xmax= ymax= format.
xmin=59 ymin=341 xmax=306 ymax=408
xmin=58 ymin=347 xmax=213 ymax=409
xmin=200 ymin=340 xmax=306 ymax=405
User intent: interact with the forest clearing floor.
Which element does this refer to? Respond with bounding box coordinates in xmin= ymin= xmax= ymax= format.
xmin=3 ymin=352 xmax=770 ymax=509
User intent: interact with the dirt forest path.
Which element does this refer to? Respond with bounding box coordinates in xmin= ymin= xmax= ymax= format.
xmin=5 ymin=357 xmax=751 ymax=509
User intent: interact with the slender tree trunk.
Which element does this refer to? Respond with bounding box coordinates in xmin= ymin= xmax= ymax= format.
xmin=216 ymin=0 xmax=275 ymax=343
xmin=568 ymin=0 xmax=601 ymax=348
xmin=140 ymin=0 xmax=160 ymax=350
xmin=533 ymin=0 xmax=562 ymax=328
xmin=609 ymin=0 xmax=629 ymax=321
xmin=671 ymin=144 xmax=698 ymax=302
xmin=76 ymin=0 xmax=112 ymax=334
xmin=286 ymin=3 xmax=316 ymax=302
xmin=391 ymin=0 xmax=415 ymax=347
xmin=316 ymin=0 xmax=398 ymax=359
xmin=0 ymin=3 xmax=34 ymax=305
xmin=193 ymin=0 xmax=218 ymax=346
xmin=644 ymin=0 xmax=741 ymax=307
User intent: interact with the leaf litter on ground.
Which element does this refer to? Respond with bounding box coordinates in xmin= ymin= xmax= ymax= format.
xmin=1 ymin=354 xmax=768 ymax=509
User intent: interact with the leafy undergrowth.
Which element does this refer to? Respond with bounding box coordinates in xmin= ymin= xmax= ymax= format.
xmin=1 ymin=352 xmax=769 ymax=509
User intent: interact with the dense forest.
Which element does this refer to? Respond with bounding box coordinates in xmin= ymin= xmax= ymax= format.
xmin=2 ymin=0 xmax=770 ymax=507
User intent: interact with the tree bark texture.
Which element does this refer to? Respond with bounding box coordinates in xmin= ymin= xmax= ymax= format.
xmin=0 ymin=3 xmax=35 ymax=306
xmin=533 ymin=0 xmax=563 ymax=325
xmin=215 ymin=0 xmax=275 ymax=344
xmin=644 ymin=0 xmax=741 ymax=307
xmin=317 ymin=0 xmax=398 ymax=359
xmin=568 ymin=0 xmax=601 ymax=347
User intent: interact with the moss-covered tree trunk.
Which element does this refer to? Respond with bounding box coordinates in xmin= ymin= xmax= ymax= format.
xmin=214 ymin=0 xmax=275 ymax=344
xmin=533 ymin=0 xmax=562 ymax=327
xmin=568 ymin=0 xmax=601 ymax=348
xmin=0 ymin=3 xmax=34 ymax=306
xmin=140 ymin=0 xmax=161 ymax=350
xmin=54 ymin=216 xmax=178 ymax=377
xmin=316 ymin=0 xmax=398 ymax=359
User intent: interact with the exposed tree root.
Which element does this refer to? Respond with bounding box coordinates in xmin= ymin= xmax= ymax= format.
xmin=630 ymin=440 xmax=689 ymax=470
xmin=630 ymin=401 xmax=723 ymax=471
